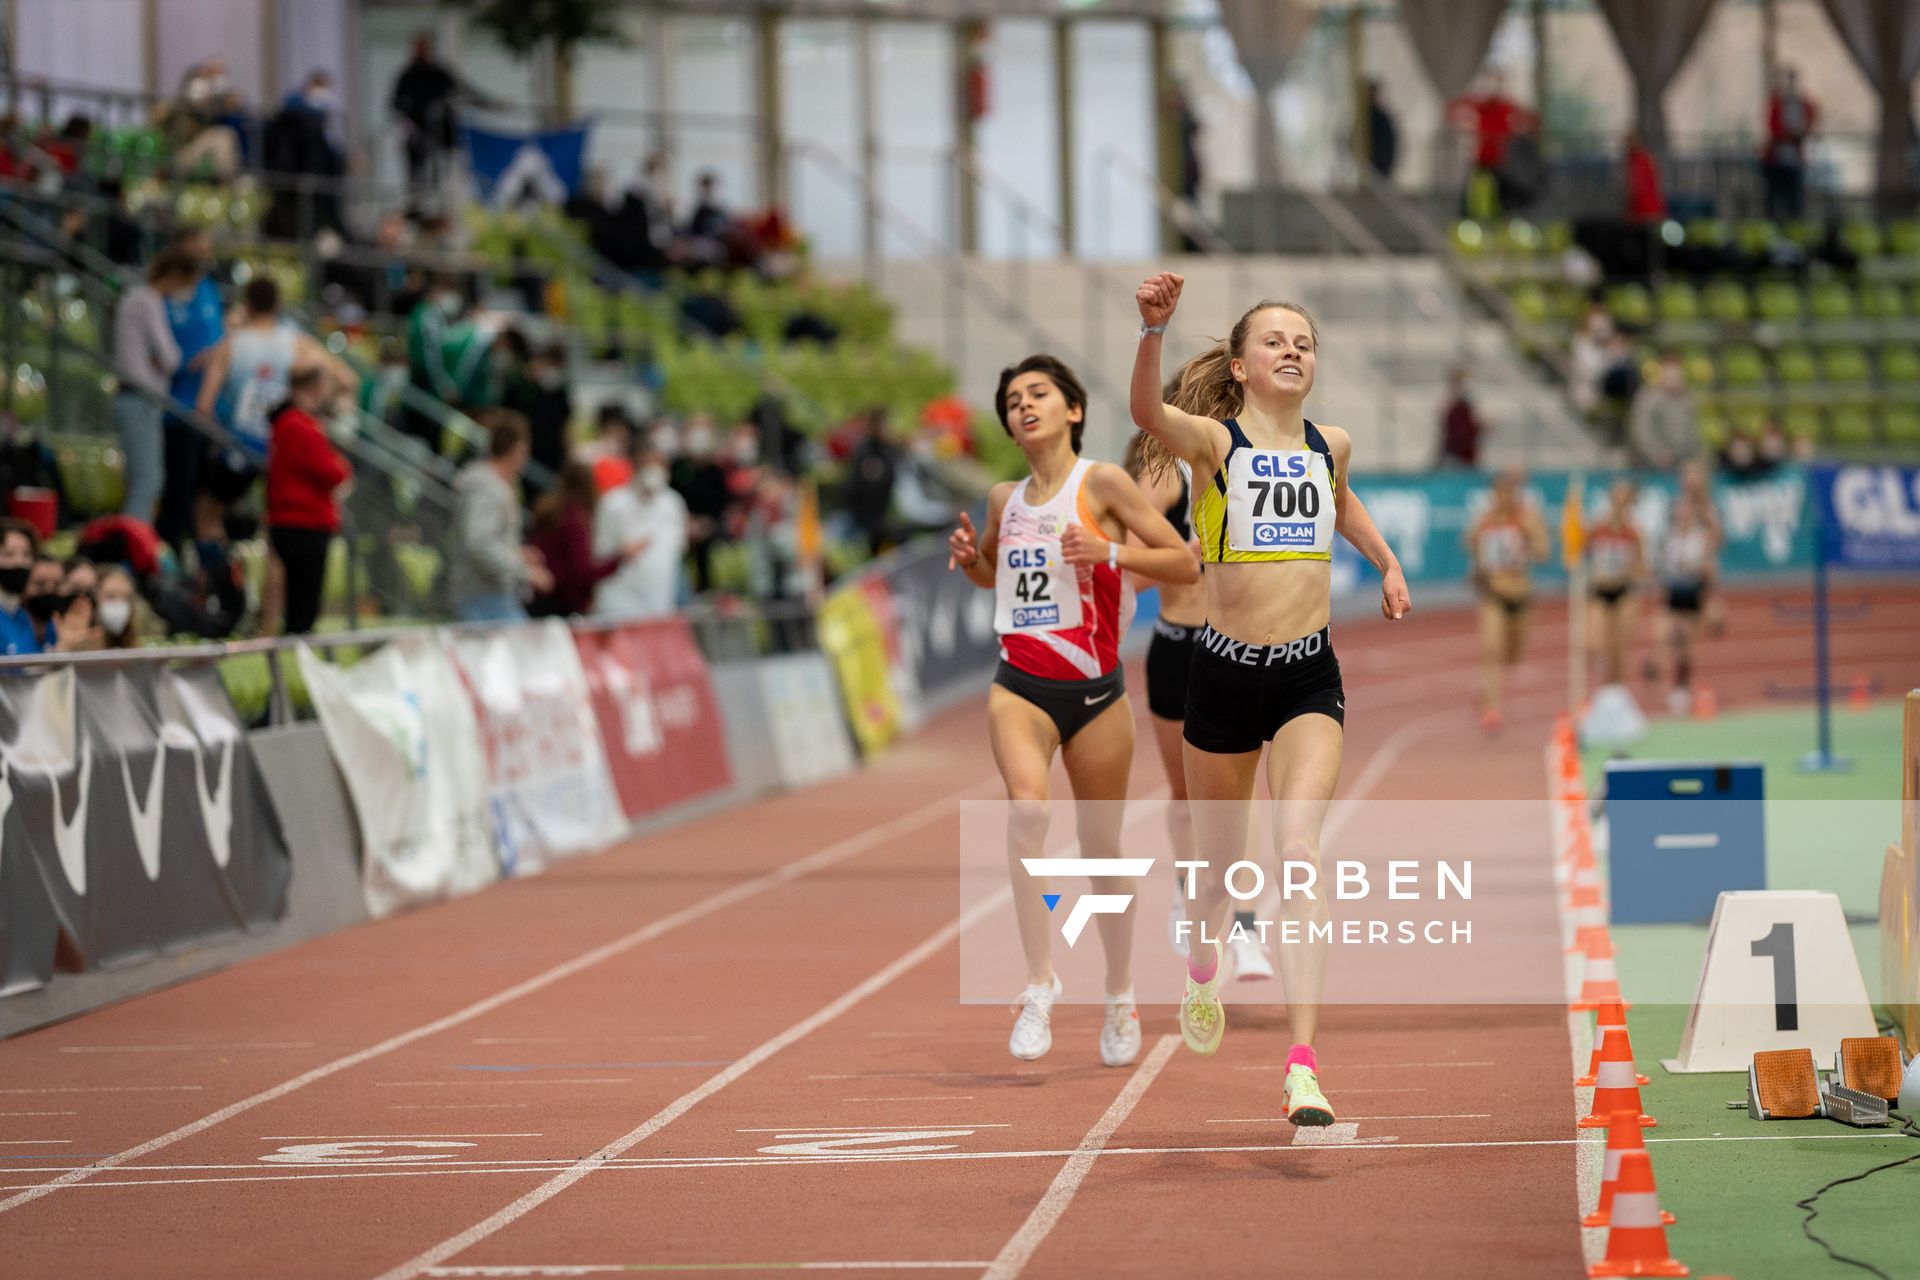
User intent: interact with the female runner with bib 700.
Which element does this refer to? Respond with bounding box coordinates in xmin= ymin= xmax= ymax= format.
xmin=947 ymin=355 xmax=1200 ymax=1068
xmin=1129 ymin=272 xmax=1412 ymax=1127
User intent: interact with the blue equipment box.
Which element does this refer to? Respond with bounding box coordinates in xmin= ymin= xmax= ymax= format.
xmin=1604 ymin=760 xmax=1766 ymax=924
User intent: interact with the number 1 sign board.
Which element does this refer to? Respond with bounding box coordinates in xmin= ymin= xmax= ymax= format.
xmin=1663 ymin=890 xmax=1877 ymax=1074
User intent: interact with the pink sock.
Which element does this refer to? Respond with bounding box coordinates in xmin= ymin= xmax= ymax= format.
xmin=1186 ymin=945 xmax=1218 ymax=985
xmin=1286 ymin=1043 xmax=1318 ymax=1072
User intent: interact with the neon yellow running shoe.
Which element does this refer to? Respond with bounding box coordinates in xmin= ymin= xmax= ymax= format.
xmin=1283 ymin=1063 xmax=1335 ymax=1127
xmin=1178 ymin=940 xmax=1225 ymax=1056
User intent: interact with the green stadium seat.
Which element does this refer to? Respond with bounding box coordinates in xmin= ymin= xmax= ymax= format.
xmin=1859 ymin=281 xmax=1906 ymax=319
xmin=1542 ymin=221 xmax=1574 ymax=254
xmin=1755 ymin=281 xmax=1805 ymax=323
xmin=1703 ymin=280 xmax=1752 ymax=325
xmin=1809 ymin=281 xmax=1855 ymax=321
xmin=1681 ymin=347 xmax=1717 ymax=388
xmin=1783 ymin=405 xmax=1823 ymax=441
xmin=1720 ymin=344 xmax=1769 ymax=386
xmin=1657 ymin=282 xmax=1701 ymax=323
xmin=1696 ymin=407 xmax=1730 ymax=449
xmin=1730 ymin=403 xmax=1771 ymax=435
xmin=1451 ymin=220 xmax=1488 ymax=256
xmin=1499 ymin=219 xmax=1544 ymax=255
xmin=1841 ymin=220 xmax=1885 ymax=258
xmin=1823 ymin=345 xmax=1874 ymax=384
xmin=1731 ymin=220 xmax=1773 ymax=255
xmin=1882 ymin=345 xmax=1920 ymax=384
xmin=1784 ymin=219 xmax=1824 ymax=248
xmin=1776 ymin=348 xmax=1819 ymax=384
xmin=1829 ymin=404 xmax=1876 ymax=445
xmin=1606 ymin=283 xmax=1654 ymax=329
xmin=1688 ymin=219 xmax=1732 ymax=249
xmin=1507 ymin=283 xmax=1551 ymax=324
xmin=1888 ymin=220 xmax=1920 ymax=256
xmin=1883 ymin=405 xmax=1920 ymax=444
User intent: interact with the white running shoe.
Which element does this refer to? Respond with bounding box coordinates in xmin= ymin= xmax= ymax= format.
xmin=1100 ymin=990 xmax=1141 ymax=1067
xmin=1230 ymin=930 xmax=1275 ymax=982
xmin=1009 ymin=974 xmax=1063 ymax=1061
xmin=1169 ymin=896 xmax=1189 ymax=958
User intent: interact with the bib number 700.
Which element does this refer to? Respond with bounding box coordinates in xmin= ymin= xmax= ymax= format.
xmin=1245 ymin=478 xmax=1320 ymax=520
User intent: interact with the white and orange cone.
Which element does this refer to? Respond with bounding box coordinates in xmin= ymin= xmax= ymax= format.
xmin=1570 ymin=938 xmax=1630 ymax=1013
xmin=1585 ymin=1109 xmax=1674 ymax=1227
xmin=1588 ymin=1149 xmax=1688 ymax=1276
xmin=1580 ymin=1029 xmax=1655 ymax=1128
xmin=1578 ymin=1000 xmax=1649 ymax=1088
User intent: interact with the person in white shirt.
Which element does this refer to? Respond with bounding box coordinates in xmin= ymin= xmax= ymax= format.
xmin=592 ymin=443 xmax=689 ymax=618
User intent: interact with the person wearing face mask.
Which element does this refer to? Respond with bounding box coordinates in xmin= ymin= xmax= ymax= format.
xmin=502 ymin=343 xmax=574 ymax=496
xmin=404 ymin=276 xmax=472 ymax=450
xmin=266 ymin=366 xmax=355 ymax=636
xmin=593 ymin=444 xmax=689 ymax=620
xmin=95 ymin=567 xmax=143 ymax=650
xmin=0 ymin=519 xmax=44 ymax=656
xmin=21 ymin=555 xmax=101 ymax=653
xmin=263 ymin=71 xmax=345 ymax=239
xmin=1627 ymin=349 xmax=1700 ymax=472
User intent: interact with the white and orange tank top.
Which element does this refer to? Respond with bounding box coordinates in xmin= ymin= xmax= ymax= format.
xmin=994 ymin=457 xmax=1122 ymax=681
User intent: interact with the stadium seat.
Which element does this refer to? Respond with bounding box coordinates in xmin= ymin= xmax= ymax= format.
xmin=1732 ymin=220 xmax=1774 ymax=256
xmin=1506 ymin=283 xmax=1551 ymax=324
xmin=1755 ymin=281 xmax=1806 ymax=323
xmin=1784 ymin=219 xmax=1824 ymax=248
xmin=1821 ymin=345 xmax=1873 ymax=385
xmin=1696 ymin=406 xmax=1729 ymax=448
xmin=1500 ymin=219 xmax=1544 ymax=255
xmin=1829 ymin=404 xmax=1876 ymax=445
xmin=1883 ymin=405 xmax=1920 ymax=444
xmin=1776 ymin=347 xmax=1819 ymax=385
xmin=1452 ymin=220 xmax=1488 ymax=256
xmin=1681 ymin=347 xmax=1717 ymax=387
xmin=1888 ymin=220 xmax=1920 ymax=257
xmin=1730 ymin=403 xmax=1771 ymax=434
xmin=1809 ymin=281 xmax=1855 ymax=321
xmin=1703 ymin=280 xmax=1752 ymax=325
xmin=1841 ymin=220 xmax=1885 ymax=259
xmin=1882 ymin=345 xmax=1920 ymax=386
xmin=1720 ymin=344 xmax=1769 ymax=386
xmin=1542 ymin=220 xmax=1575 ymax=254
xmin=1657 ymin=282 xmax=1701 ymax=323
xmin=1859 ymin=281 xmax=1906 ymax=319
xmin=1606 ymin=283 xmax=1654 ymax=329
xmin=1783 ymin=404 xmax=1823 ymax=441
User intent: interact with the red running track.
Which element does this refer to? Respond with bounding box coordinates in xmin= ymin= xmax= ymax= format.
xmin=0 ymin=586 xmax=1912 ymax=1279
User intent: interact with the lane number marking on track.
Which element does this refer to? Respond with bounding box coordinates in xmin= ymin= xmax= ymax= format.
xmin=755 ymin=1128 xmax=983 ymax=1157
xmin=261 ymin=1141 xmax=479 ymax=1165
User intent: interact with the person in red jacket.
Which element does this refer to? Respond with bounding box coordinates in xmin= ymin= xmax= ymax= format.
xmin=266 ymin=366 xmax=354 ymax=635
xmin=1623 ymin=129 xmax=1666 ymax=224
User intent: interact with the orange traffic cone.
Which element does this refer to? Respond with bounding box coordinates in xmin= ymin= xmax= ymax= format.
xmin=1690 ymin=685 xmax=1717 ymax=721
xmin=1562 ymin=823 xmax=1598 ymax=877
xmin=1848 ymin=675 xmax=1871 ymax=712
xmin=1589 ymin=1150 xmax=1687 ymax=1276
xmin=1565 ymin=859 xmax=1606 ymax=916
xmin=1580 ymin=1029 xmax=1655 ymax=1128
xmin=1566 ymin=899 xmax=1609 ymax=957
xmin=1585 ymin=1110 xmax=1674 ymax=1227
xmin=1578 ymin=1000 xmax=1649 ymax=1087
xmin=1571 ymin=939 xmax=1632 ymax=1016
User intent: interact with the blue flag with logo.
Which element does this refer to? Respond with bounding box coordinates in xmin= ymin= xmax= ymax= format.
xmin=460 ymin=121 xmax=591 ymax=206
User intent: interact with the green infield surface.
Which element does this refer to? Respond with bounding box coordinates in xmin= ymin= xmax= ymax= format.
xmin=1579 ymin=700 xmax=1918 ymax=1280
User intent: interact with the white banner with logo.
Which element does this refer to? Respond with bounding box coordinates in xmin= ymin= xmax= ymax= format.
xmin=446 ymin=620 xmax=624 ymax=869
xmin=298 ymin=636 xmax=499 ymax=918
xmin=756 ymin=653 xmax=858 ymax=789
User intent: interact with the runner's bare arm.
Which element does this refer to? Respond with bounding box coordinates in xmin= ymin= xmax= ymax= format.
xmin=194 ymin=340 xmax=231 ymax=417
xmin=1064 ymin=464 xmax=1198 ymax=586
xmin=1131 ymin=272 xmax=1228 ymax=473
xmin=949 ymin=482 xmax=1013 ymax=588
xmin=1324 ymin=426 xmax=1411 ymax=620
xmin=1123 ymin=467 xmax=1197 ymax=589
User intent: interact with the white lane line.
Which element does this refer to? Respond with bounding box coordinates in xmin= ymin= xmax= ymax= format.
xmin=1205 ymin=1114 xmax=1490 ymax=1123
xmin=978 ymin=1034 xmax=1179 ymax=1280
xmin=5 ymin=1128 xmax=1897 ymax=1190
xmin=375 ymin=1080 xmax=633 ymax=1088
xmin=259 ymin=1134 xmax=544 ymax=1141
xmin=371 ymin=887 xmax=1014 ymax=1280
xmin=736 ymin=1125 xmax=1013 ymax=1133
xmin=866 ymin=1031 xmax=942 ymax=1038
xmin=841 ymin=1097 xmax=979 ymax=1104
xmin=468 ymin=1036 xmax=708 ymax=1045
xmin=809 ymin=1071 xmax=1054 ymax=1082
xmin=0 ymin=1141 xmax=70 ymax=1145
xmin=425 ymin=1265 xmax=992 ymax=1276
xmin=55 ymin=1043 xmax=314 ymax=1053
xmin=1327 ymin=1062 xmax=1496 ymax=1070
xmin=0 ymin=777 xmax=993 ymax=1219
xmin=0 ymin=1086 xmax=204 ymax=1095
xmin=389 ymin=1105 xmax=532 ymax=1111
xmin=0 ymin=1112 xmax=77 ymax=1117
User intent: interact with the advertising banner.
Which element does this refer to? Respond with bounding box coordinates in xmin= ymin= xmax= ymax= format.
xmin=875 ymin=540 xmax=999 ymax=706
xmin=299 ymin=636 xmax=498 ymax=917
xmin=816 ymin=578 xmax=905 ymax=756
xmin=573 ymin=619 xmax=732 ymax=822
xmin=447 ymin=620 xmax=625 ymax=870
xmin=1810 ymin=464 xmax=1920 ymax=570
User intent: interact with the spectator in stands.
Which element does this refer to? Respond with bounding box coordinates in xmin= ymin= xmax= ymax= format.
xmin=197 ymin=277 xmax=358 ymax=467
xmin=502 ymin=342 xmax=573 ymax=495
xmin=1628 ymin=350 xmax=1699 ymax=471
xmin=1449 ymin=71 xmax=1533 ymax=215
xmin=96 ymin=566 xmax=143 ymax=649
xmin=114 ymin=250 xmax=195 ymax=525
xmin=674 ymin=416 xmax=732 ymax=594
xmin=594 ymin=442 xmax=689 ymax=619
xmin=159 ymin=229 xmax=227 ymax=550
xmin=39 ymin=115 xmax=92 ymax=177
xmin=1623 ymin=129 xmax=1666 ymax=224
xmin=23 ymin=554 xmax=99 ymax=652
xmin=0 ymin=519 xmax=42 ymax=656
xmin=266 ymin=366 xmax=354 ymax=636
xmin=1365 ymin=79 xmax=1398 ymax=181
xmin=51 ymin=560 xmax=105 ymax=653
xmin=686 ymin=171 xmax=730 ymax=241
xmin=165 ymin=59 xmax=246 ymax=179
xmin=449 ymin=413 xmax=551 ymax=623
xmin=329 ymin=211 xmax=422 ymax=318
xmin=1763 ymin=67 xmax=1817 ymax=221
xmin=614 ymin=153 xmax=676 ymax=276
xmin=1437 ymin=366 xmax=1486 ymax=468
xmin=404 ymin=276 xmax=474 ymax=448
xmin=392 ymin=34 xmax=488 ymax=191
xmin=529 ymin=461 xmax=633 ymax=618
xmin=578 ymin=404 xmax=637 ymax=495
xmin=1569 ymin=301 xmax=1615 ymax=416
xmin=841 ymin=409 xmax=898 ymax=556
xmin=263 ymin=71 xmax=345 ymax=239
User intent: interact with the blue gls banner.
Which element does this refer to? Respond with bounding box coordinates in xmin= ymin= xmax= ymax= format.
xmin=1325 ymin=466 xmax=1814 ymax=600
xmin=461 ymin=121 xmax=591 ymax=205
xmin=1811 ymin=464 xmax=1920 ymax=570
